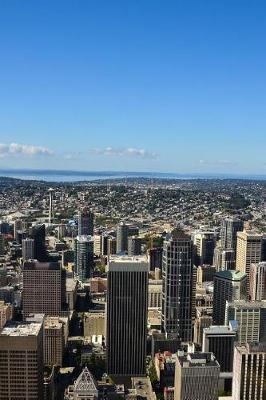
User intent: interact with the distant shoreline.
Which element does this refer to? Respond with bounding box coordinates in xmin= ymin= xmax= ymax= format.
xmin=0 ymin=168 xmax=266 ymax=182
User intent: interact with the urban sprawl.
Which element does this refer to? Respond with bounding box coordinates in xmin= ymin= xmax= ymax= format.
xmin=0 ymin=176 xmax=265 ymax=400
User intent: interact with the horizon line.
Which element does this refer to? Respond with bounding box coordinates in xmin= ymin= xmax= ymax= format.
xmin=0 ymin=167 xmax=266 ymax=179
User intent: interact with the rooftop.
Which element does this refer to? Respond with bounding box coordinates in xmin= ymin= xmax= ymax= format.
xmin=215 ymin=270 xmax=247 ymax=281
xmin=178 ymin=352 xmax=219 ymax=368
xmin=204 ymin=325 xmax=237 ymax=335
xmin=0 ymin=321 xmax=42 ymax=337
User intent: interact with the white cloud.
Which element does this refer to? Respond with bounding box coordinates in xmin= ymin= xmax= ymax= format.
xmin=0 ymin=142 xmax=54 ymax=158
xmin=88 ymin=147 xmax=158 ymax=159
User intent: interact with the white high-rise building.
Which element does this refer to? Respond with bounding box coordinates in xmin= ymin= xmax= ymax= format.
xmin=232 ymin=343 xmax=266 ymax=400
xmin=249 ymin=262 xmax=266 ymax=300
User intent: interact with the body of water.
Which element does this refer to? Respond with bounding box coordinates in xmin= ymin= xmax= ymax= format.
xmin=0 ymin=169 xmax=265 ymax=182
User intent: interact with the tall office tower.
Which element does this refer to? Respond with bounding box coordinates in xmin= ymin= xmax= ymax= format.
xmin=116 ymin=222 xmax=128 ymax=253
xmin=30 ymin=224 xmax=47 ymax=262
xmin=101 ymin=234 xmax=109 ymax=256
xmin=174 ymin=352 xmax=220 ymax=400
xmin=13 ymin=218 xmax=22 ymax=240
xmin=65 ymin=367 xmax=98 ymax=400
xmin=162 ymin=229 xmax=194 ymax=341
xmin=0 ymin=233 xmax=4 ymax=255
xmin=232 ymin=343 xmax=266 ymax=400
xmin=249 ymin=262 xmax=266 ymax=300
xmin=194 ymin=231 xmax=216 ymax=266
xmin=78 ymin=208 xmax=94 ymax=236
xmin=214 ymin=245 xmax=235 ymax=271
xmin=0 ymin=318 xmax=44 ymax=399
xmin=203 ymin=325 xmax=237 ymax=392
xmin=221 ymin=217 xmax=244 ymax=252
xmin=44 ymin=316 xmax=65 ymax=366
xmin=213 ymin=270 xmax=247 ymax=325
xmin=128 ymin=236 xmax=142 ymax=256
xmin=93 ymin=234 xmax=102 ymax=256
xmin=107 ymin=255 xmax=148 ymax=376
xmin=22 ymin=238 xmax=35 ymax=260
xmin=75 ymin=235 xmax=94 ymax=281
xmin=107 ymin=237 xmax=116 ymax=256
xmin=225 ymin=300 xmax=266 ymax=344
xmin=48 ymin=187 xmax=54 ymax=224
xmin=148 ymin=247 xmax=163 ymax=270
xmin=236 ymin=231 xmax=263 ymax=285
xmin=0 ymin=301 xmax=13 ymax=330
xmin=22 ymin=260 xmax=63 ymax=317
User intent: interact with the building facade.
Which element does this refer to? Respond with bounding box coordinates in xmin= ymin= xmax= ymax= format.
xmin=0 ymin=319 xmax=44 ymax=399
xmin=22 ymin=260 xmax=63 ymax=317
xmin=213 ymin=270 xmax=247 ymax=325
xmin=75 ymin=235 xmax=94 ymax=281
xmin=236 ymin=231 xmax=263 ymax=285
xmin=174 ymin=352 xmax=220 ymax=400
xmin=107 ymin=255 xmax=148 ymax=376
xmin=249 ymin=262 xmax=266 ymax=300
xmin=162 ymin=229 xmax=195 ymax=341
xmin=232 ymin=343 xmax=266 ymax=400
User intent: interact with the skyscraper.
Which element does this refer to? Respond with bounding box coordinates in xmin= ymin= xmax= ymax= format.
xmin=249 ymin=262 xmax=266 ymax=300
xmin=162 ymin=229 xmax=194 ymax=341
xmin=0 ymin=318 xmax=44 ymax=399
xmin=193 ymin=231 xmax=216 ymax=266
xmin=174 ymin=352 xmax=220 ymax=400
xmin=116 ymin=222 xmax=128 ymax=253
xmin=203 ymin=325 xmax=237 ymax=374
xmin=128 ymin=236 xmax=142 ymax=256
xmin=22 ymin=237 xmax=35 ymax=260
xmin=220 ymin=217 xmax=243 ymax=252
xmin=213 ymin=270 xmax=247 ymax=325
xmin=78 ymin=208 xmax=94 ymax=236
xmin=75 ymin=235 xmax=94 ymax=281
xmin=213 ymin=245 xmax=235 ymax=271
xmin=232 ymin=343 xmax=266 ymax=400
xmin=203 ymin=324 xmax=237 ymax=392
xmin=236 ymin=231 xmax=263 ymax=285
xmin=107 ymin=255 xmax=148 ymax=376
xmin=22 ymin=260 xmax=64 ymax=317
xmin=29 ymin=224 xmax=47 ymax=262
xmin=225 ymin=300 xmax=266 ymax=344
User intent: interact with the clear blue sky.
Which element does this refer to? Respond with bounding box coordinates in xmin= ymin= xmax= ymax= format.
xmin=0 ymin=0 xmax=266 ymax=174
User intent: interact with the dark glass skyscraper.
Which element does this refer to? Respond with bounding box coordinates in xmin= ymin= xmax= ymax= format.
xmin=78 ymin=208 xmax=94 ymax=236
xmin=116 ymin=222 xmax=128 ymax=253
xmin=107 ymin=256 xmax=148 ymax=376
xmin=75 ymin=235 xmax=94 ymax=281
xmin=29 ymin=224 xmax=47 ymax=262
xmin=220 ymin=217 xmax=243 ymax=251
xmin=162 ymin=229 xmax=194 ymax=342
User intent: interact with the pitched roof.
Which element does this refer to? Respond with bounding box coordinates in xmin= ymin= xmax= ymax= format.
xmin=74 ymin=367 xmax=98 ymax=394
